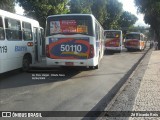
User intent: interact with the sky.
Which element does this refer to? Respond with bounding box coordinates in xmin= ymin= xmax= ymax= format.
xmin=15 ymin=4 xmax=24 ymax=15
xmin=15 ymin=0 xmax=149 ymax=27
xmin=118 ymin=0 xmax=149 ymax=27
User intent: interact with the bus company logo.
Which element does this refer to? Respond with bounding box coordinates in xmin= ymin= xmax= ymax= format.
xmin=15 ymin=46 xmax=27 ymax=52
xmin=2 ymin=112 xmax=11 ymax=117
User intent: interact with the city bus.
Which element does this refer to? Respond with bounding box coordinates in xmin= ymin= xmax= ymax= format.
xmin=124 ymin=32 xmax=146 ymax=51
xmin=0 ymin=9 xmax=43 ymax=73
xmin=104 ymin=30 xmax=123 ymax=53
xmin=45 ymin=14 xmax=104 ymax=69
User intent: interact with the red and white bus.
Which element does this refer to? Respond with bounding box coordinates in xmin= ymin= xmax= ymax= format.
xmin=104 ymin=30 xmax=123 ymax=53
xmin=0 ymin=9 xmax=43 ymax=73
xmin=124 ymin=32 xmax=146 ymax=51
xmin=45 ymin=14 xmax=104 ymax=69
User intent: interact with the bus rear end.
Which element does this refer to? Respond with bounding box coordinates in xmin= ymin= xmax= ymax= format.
xmin=125 ymin=32 xmax=145 ymax=51
xmin=104 ymin=30 xmax=122 ymax=52
xmin=45 ymin=15 xmax=98 ymax=68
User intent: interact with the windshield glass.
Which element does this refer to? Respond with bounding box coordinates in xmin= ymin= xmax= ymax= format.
xmin=105 ymin=31 xmax=120 ymax=38
xmin=46 ymin=15 xmax=93 ymax=36
xmin=126 ymin=34 xmax=140 ymax=40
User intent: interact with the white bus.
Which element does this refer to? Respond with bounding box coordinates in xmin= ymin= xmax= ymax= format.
xmin=104 ymin=30 xmax=123 ymax=53
xmin=0 ymin=9 xmax=43 ymax=73
xmin=124 ymin=32 xmax=146 ymax=51
xmin=45 ymin=14 xmax=104 ymax=69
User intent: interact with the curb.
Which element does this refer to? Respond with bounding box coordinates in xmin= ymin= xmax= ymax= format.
xmin=82 ymin=47 xmax=151 ymax=120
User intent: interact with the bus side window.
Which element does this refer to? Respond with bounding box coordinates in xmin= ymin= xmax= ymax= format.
xmin=5 ymin=18 xmax=22 ymax=41
xmin=0 ymin=16 xmax=5 ymax=40
xmin=95 ymin=23 xmax=100 ymax=41
xmin=95 ymin=23 xmax=98 ymax=41
xmin=22 ymin=22 xmax=32 ymax=41
xmin=34 ymin=27 xmax=38 ymax=43
xmin=98 ymin=26 xmax=100 ymax=40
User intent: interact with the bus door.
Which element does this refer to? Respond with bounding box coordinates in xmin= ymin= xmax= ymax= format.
xmin=119 ymin=31 xmax=123 ymax=49
xmin=140 ymin=34 xmax=145 ymax=50
xmin=33 ymin=27 xmax=43 ymax=62
xmin=39 ymin=27 xmax=44 ymax=57
xmin=33 ymin=27 xmax=39 ymax=62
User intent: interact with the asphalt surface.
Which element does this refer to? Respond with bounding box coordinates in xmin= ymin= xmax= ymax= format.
xmin=0 ymin=45 xmax=150 ymax=120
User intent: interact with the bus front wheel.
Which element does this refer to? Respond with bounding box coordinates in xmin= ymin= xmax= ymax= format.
xmin=22 ymin=58 xmax=30 ymax=72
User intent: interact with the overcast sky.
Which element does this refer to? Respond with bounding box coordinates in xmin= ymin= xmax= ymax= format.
xmin=15 ymin=4 xmax=24 ymax=15
xmin=118 ymin=0 xmax=149 ymax=27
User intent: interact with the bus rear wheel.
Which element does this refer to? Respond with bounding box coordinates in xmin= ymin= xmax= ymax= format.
xmin=95 ymin=64 xmax=99 ymax=69
xmin=22 ymin=58 xmax=30 ymax=72
xmin=95 ymin=55 xmax=100 ymax=69
xmin=127 ymin=48 xmax=132 ymax=52
xmin=89 ymin=63 xmax=99 ymax=70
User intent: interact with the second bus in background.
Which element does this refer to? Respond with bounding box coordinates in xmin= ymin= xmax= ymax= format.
xmin=104 ymin=30 xmax=123 ymax=53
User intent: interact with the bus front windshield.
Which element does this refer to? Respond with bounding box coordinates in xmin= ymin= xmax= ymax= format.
xmin=105 ymin=31 xmax=120 ymax=38
xmin=126 ymin=34 xmax=140 ymax=40
xmin=46 ymin=16 xmax=93 ymax=37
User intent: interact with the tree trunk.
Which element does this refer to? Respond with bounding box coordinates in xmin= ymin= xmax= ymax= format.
xmin=154 ymin=30 xmax=160 ymax=50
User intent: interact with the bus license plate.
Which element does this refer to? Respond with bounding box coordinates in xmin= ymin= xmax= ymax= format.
xmin=65 ymin=62 xmax=74 ymax=66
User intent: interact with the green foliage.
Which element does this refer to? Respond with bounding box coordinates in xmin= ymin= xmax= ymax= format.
xmin=91 ymin=0 xmax=107 ymax=25
xmin=17 ymin=0 xmax=69 ymax=28
xmin=135 ymin=0 xmax=160 ymax=49
xmin=103 ymin=0 xmax=123 ymax=29
xmin=118 ymin=11 xmax=138 ymax=28
xmin=69 ymin=0 xmax=107 ymax=25
xmin=16 ymin=0 xmax=138 ymax=31
xmin=135 ymin=0 xmax=160 ymax=27
xmin=0 ymin=0 xmax=15 ymax=12
xmin=69 ymin=0 xmax=137 ymax=29
xmin=69 ymin=0 xmax=92 ymax=14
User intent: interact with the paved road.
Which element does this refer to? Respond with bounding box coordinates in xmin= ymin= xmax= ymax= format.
xmin=0 ymin=46 xmax=150 ymax=119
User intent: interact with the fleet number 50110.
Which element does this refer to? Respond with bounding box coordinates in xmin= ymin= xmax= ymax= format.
xmin=61 ymin=45 xmax=82 ymax=52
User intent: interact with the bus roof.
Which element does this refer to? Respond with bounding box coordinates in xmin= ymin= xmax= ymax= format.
xmin=0 ymin=9 xmax=39 ymax=25
xmin=104 ymin=30 xmax=122 ymax=32
xmin=47 ymin=14 xmax=95 ymax=19
xmin=126 ymin=32 xmax=142 ymax=35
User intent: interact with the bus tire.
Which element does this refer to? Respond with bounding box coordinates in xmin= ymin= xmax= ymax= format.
xmin=90 ymin=65 xmax=98 ymax=70
xmin=127 ymin=48 xmax=131 ymax=52
xmin=91 ymin=59 xmax=100 ymax=69
xmin=117 ymin=50 xmax=121 ymax=53
xmin=22 ymin=57 xmax=30 ymax=72
xmin=95 ymin=64 xmax=99 ymax=69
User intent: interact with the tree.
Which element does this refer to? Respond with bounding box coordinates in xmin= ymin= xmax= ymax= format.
xmin=69 ymin=0 xmax=107 ymax=25
xmin=118 ymin=11 xmax=138 ymax=28
xmin=135 ymin=0 xmax=160 ymax=49
xmin=69 ymin=0 xmax=92 ymax=14
xmin=103 ymin=0 xmax=123 ymax=29
xmin=91 ymin=0 xmax=107 ymax=25
xmin=16 ymin=0 xmax=69 ymax=28
xmin=0 ymin=0 xmax=15 ymax=12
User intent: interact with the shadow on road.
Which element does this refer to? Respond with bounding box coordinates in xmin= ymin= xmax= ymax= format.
xmin=104 ymin=50 xmax=118 ymax=55
xmin=0 ymin=67 xmax=89 ymax=89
